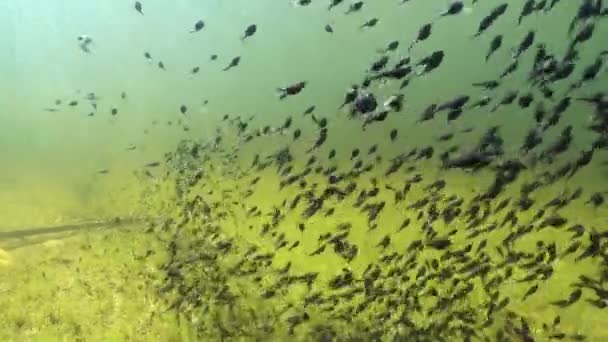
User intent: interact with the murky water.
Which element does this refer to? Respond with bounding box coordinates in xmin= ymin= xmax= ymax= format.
xmin=1 ymin=1 xmax=608 ymax=341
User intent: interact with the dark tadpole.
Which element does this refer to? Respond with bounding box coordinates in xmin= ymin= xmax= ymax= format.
xmin=518 ymin=93 xmax=534 ymax=108
xmin=567 ymin=56 xmax=603 ymax=93
xmin=223 ymin=56 xmax=241 ymax=71
xmin=426 ymin=238 xmax=451 ymax=250
xmin=278 ymin=81 xmax=307 ymax=100
xmin=390 ymin=129 xmax=398 ymax=142
xmin=371 ymin=66 xmax=412 ymax=80
xmin=325 ymin=24 xmax=334 ymax=33
xmin=328 ymin=149 xmax=336 ymax=159
xmin=376 ymin=235 xmax=391 ymax=249
xmin=352 ymin=92 xmax=378 ymax=115
xmin=437 ymin=132 xmax=454 ymax=141
xmin=523 ymin=284 xmax=539 ymax=300
xmin=242 ymin=24 xmax=257 ymax=41
xmin=436 ymin=95 xmax=470 ymax=112
xmin=512 ymin=31 xmax=535 ymax=59
xmin=491 ymin=90 xmax=518 ymax=112
xmin=569 ymin=21 xmax=595 ymax=52
xmin=535 ymin=0 xmax=548 ymax=11
xmin=473 ymin=79 xmax=500 ymax=90
xmin=417 ymin=103 xmax=437 ymax=123
xmin=339 ymin=86 xmax=358 ymax=109
xmin=546 ymin=0 xmax=562 ymax=12
xmin=569 ymin=0 xmax=601 ymax=34
xmin=499 ymin=59 xmax=518 ymax=78
xmin=441 ymin=150 xmax=492 ymax=170
xmin=438 ymin=1 xmax=464 ymax=18
xmin=417 ymin=50 xmax=444 ymax=75
xmin=540 ymin=125 xmax=573 ymax=161
xmin=359 ymin=18 xmax=379 ymax=29
xmin=190 ymin=20 xmax=205 ymax=33
xmin=380 ymin=40 xmax=399 ymax=53
xmin=345 ymin=1 xmax=363 ymax=14
xmin=547 ymin=62 xmax=575 ymax=83
xmin=518 ymin=0 xmax=535 ymax=25
xmin=303 ymin=105 xmax=316 ymax=116
xmin=368 ymin=55 xmax=389 ymax=72
xmin=409 ymin=23 xmax=432 ymax=52
xmin=328 ymin=0 xmax=344 ymax=11
xmin=521 ymin=127 xmax=542 ymax=153
xmin=447 ymin=109 xmax=463 ymax=122
xmin=134 ymin=1 xmax=143 ymax=15
xmin=473 ymin=14 xmax=495 ymax=39
xmin=473 ymin=3 xmax=508 ymax=38
xmin=486 ymin=35 xmax=503 ymax=62
xmin=586 ymin=192 xmax=604 ymax=207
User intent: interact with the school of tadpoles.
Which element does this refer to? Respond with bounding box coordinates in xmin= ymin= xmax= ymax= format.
xmin=45 ymin=0 xmax=608 ymax=340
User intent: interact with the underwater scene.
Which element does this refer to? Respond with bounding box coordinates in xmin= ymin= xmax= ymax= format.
xmin=1 ymin=0 xmax=608 ymax=341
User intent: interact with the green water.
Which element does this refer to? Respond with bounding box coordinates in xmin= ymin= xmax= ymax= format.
xmin=1 ymin=0 xmax=608 ymax=341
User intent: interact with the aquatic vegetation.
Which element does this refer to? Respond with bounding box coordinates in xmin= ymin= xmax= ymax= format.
xmin=0 ymin=226 xmax=181 ymax=341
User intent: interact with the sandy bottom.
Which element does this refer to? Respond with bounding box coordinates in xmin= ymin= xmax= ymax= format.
xmin=0 ymin=223 xmax=188 ymax=342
